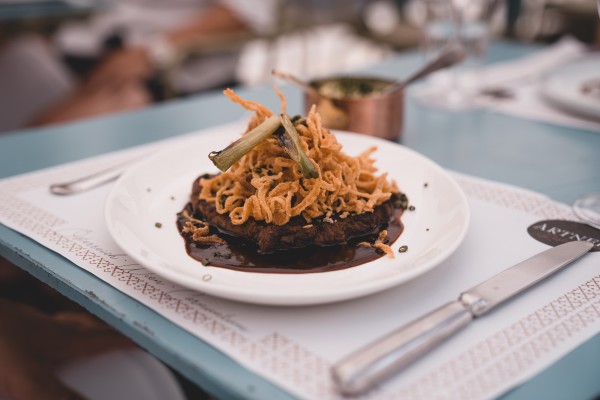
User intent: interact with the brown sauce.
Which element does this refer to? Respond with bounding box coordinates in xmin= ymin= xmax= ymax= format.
xmin=176 ymin=204 xmax=404 ymax=274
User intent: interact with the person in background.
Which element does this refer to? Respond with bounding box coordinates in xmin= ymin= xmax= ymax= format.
xmin=0 ymin=0 xmax=278 ymax=132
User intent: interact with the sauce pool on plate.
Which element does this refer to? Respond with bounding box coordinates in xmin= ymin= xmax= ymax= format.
xmin=176 ymin=203 xmax=404 ymax=274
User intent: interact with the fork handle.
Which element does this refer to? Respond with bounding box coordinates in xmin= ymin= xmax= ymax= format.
xmin=49 ymin=160 xmax=132 ymax=195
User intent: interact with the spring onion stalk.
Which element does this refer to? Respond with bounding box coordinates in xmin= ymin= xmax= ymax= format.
xmin=208 ymin=115 xmax=280 ymax=171
xmin=279 ymin=114 xmax=319 ymax=179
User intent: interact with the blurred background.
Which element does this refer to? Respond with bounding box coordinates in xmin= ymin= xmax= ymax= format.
xmin=0 ymin=0 xmax=599 ymax=133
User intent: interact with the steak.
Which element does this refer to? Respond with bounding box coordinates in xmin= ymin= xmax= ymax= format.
xmin=190 ymin=177 xmax=395 ymax=254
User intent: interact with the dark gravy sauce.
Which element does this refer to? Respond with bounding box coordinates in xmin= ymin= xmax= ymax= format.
xmin=177 ymin=204 xmax=404 ymax=274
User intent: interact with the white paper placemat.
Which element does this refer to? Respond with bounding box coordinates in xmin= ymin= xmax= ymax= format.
xmin=1 ymin=124 xmax=599 ymax=400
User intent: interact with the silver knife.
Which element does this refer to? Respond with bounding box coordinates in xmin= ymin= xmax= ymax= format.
xmin=331 ymin=240 xmax=594 ymax=395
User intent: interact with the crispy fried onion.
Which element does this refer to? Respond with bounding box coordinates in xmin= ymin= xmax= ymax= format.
xmin=199 ymin=89 xmax=399 ymax=228
xmin=180 ymin=209 xmax=224 ymax=244
xmin=358 ymin=230 xmax=394 ymax=258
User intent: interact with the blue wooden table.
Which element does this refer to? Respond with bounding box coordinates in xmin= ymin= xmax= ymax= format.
xmin=0 ymin=0 xmax=101 ymax=21
xmin=1 ymin=41 xmax=599 ymax=399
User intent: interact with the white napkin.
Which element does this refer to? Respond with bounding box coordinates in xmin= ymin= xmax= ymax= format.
xmin=475 ymin=36 xmax=600 ymax=132
xmin=415 ymin=37 xmax=600 ymax=131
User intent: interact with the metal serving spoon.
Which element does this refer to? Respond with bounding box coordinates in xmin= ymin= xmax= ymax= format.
xmin=378 ymin=44 xmax=466 ymax=96
xmin=273 ymin=44 xmax=466 ymax=98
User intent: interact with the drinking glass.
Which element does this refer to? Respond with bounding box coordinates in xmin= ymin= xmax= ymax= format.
xmin=573 ymin=193 xmax=600 ymax=230
xmin=413 ymin=0 xmax=504 ymax=110
xmin=571 ymin=0 xmax=600 ymax=230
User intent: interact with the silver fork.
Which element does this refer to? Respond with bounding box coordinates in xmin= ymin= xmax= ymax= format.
xmin=49 ymin=116 xmax=251 ymax=196
xmin=49 ymin=159 xmax=137 ymax=195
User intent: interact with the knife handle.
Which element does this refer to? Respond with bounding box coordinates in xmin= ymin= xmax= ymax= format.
xmin=331 ymin=301 xmax=473 ymax=395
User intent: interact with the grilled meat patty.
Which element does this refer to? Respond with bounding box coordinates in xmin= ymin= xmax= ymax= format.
xmin=190 ymin=177 xmax=395 ymax=254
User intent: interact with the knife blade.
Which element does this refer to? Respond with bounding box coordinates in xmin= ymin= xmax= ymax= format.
xmin=331 ymin=240 xmax=594 ymax=395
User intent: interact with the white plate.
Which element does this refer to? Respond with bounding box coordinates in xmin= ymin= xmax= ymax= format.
xmin=105 ymin=129 xmax=470 ymax=306
xmin=540 ymin=55 xmax=600 ymax=121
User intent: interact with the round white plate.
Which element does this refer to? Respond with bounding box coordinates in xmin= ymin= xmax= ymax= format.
xmin=540 ymin=55 xmax=600 ymax=120
xmin=105 ymin=130 xmax=469 ymax=306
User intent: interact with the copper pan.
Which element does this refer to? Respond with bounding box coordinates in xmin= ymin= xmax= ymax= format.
xmin=304 ymin=76 xmax=404 ymax=141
